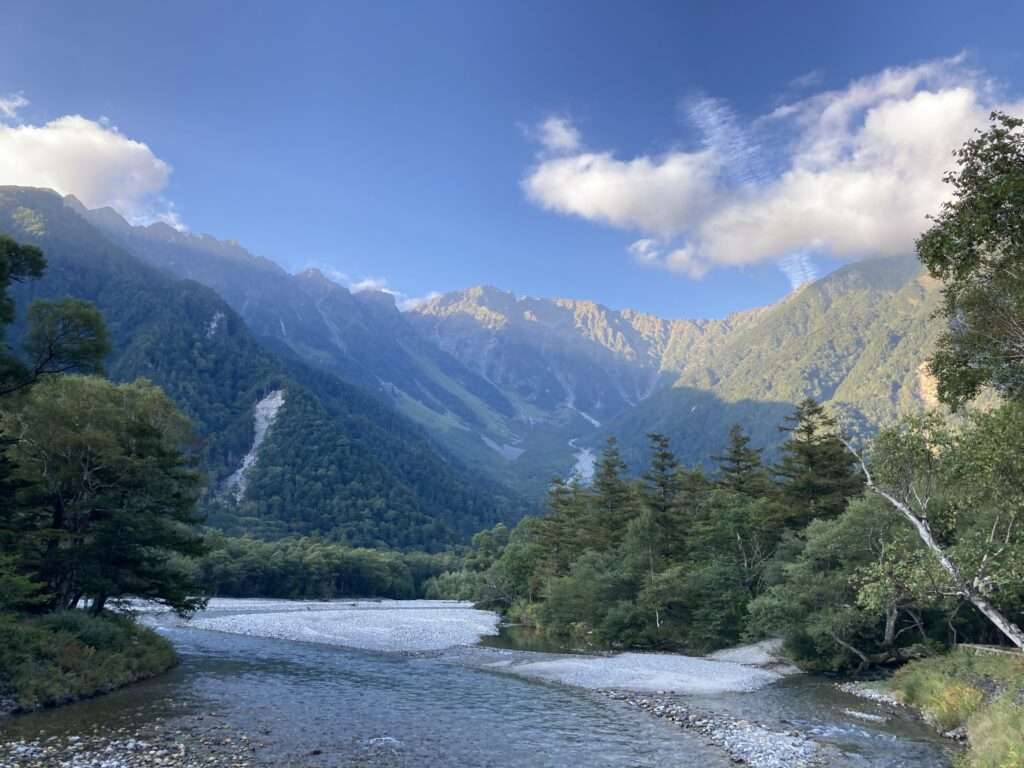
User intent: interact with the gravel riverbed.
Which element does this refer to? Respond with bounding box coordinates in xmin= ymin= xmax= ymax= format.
xmin=0 ymin=714 xmax=260 ymax=768
xmin=156 ymin=599 xmax=500 ymax=653
xmin=600 ymin=690 xmax=827 ymax=768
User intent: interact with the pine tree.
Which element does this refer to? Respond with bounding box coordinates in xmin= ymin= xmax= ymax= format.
xmin=643 ymin=433 xmax=680 ymax=518
xmin=540 ymin=476 xmax=587 ymax=575
xmin=713 ymin=424 xmax=775 ymax=497
xmin=588 ymin=437 xmax=638 ymax=549
xmin=774 ymin=398 xmax=863 ymax=526
xmin=641 ymin=432 xmax=694 ymax=559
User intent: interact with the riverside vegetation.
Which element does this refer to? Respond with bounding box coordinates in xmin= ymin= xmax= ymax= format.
xmin=0 ymin=113 xmax=1021 ymax=767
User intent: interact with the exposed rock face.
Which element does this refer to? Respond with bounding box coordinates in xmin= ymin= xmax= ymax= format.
xmin=407 ymin=286 xmax=710 ymax=419
xmin=224 ymin=389 xmax=286 ymax=501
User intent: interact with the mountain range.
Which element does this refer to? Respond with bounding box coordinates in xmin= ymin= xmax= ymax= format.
xmin=0 ymin=185 xmax=945 ymax=542
xmin=1 ymin=187 xmax=527 ymax=550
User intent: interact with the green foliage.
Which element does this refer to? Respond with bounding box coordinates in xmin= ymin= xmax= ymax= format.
xmin=917 ymin=112 xmax=1024 ymax=408
xmin=20 ymin=298 xmax=109 ymax=379
xmin=433 ymin=410 xmax=869 ymax=654
xmin=869 ymin=405 xmax=1024 ymax=639
xmin=774 ymin=398 xmax=864 ymax=527
xmin=196 ymin=533 xmax=453 ymax=600
xmin=0 ymin=555 xmax=46 ymax=612
xmin=0 ymin=234 xmax=45 ymax=326
xmin=750 ymin=496 xmax=942 ymax=671
xmin=0 ymin=611 xmax=176 ymax=711
xmin=0 ymin=235 xmax=108 ymax=397
xmin=1 ymin=375 xmax=208 ymax=616
xmin=714 ymin=424 xmax=776 ymax=498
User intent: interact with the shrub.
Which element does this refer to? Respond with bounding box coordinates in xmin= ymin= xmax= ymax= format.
xmin=0 ymin=611 xmax=176 ymax=712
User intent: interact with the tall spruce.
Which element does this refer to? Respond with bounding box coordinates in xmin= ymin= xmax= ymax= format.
xmin=714 ymin=424 xmax=775 ymax=497
xmin=540 ymin=476 xmax=586 ymax=575
xmin=589 ymin=437 xmax=638 ymax=549
xmin=642 ymin=432 xmax=691 ymax=557
xmin=774 ymin=398 xmax=863 ymax=526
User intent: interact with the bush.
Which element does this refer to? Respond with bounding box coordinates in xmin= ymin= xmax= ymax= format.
xmin=891 ymin=649 xmax=1024 ymax=767
xmin=0 ymin=611 xmax=176 ymax=712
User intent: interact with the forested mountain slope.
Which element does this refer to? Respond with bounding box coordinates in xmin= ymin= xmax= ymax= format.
xmin=0 ymin=187 xmax=526 ymax=549
xmin=68 ymin=199 xmax=523 ymax=477
xmin=43 ymin=187 xmax=943 ymax=491
xmin=412 ymin=257 xmax=942 ymax=472
xmin=605 ymin=256 xmax=942 ymax=467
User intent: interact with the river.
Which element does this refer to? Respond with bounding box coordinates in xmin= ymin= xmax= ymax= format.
xmin=0 ymin=600 xmax=955 ymax=767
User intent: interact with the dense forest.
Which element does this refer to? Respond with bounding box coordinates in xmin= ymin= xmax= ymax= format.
xmin=430 ymin=403 xmax=1024 ymax=668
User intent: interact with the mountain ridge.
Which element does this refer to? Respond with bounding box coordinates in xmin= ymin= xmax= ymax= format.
xmin=21 ymin=187 xmax=945 ymax=496
xmin=0 ymin=186 xmax=528 ymax=548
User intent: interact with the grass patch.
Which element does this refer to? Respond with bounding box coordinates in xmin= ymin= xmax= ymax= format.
xmin=0 ymin=610 xmax=177 ymax=712
xmin=891 ymin=648 xmax=1024 ymax=768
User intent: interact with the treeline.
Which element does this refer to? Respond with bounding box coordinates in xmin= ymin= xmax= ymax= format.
xmin=195 ymin=534 xmax=455 ymax=600
xmin=430 ymin=402 xmax=1024 ymax=670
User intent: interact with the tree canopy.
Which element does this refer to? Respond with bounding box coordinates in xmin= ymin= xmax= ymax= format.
xmin=918 ymin=111 xmax=1024 ymax=407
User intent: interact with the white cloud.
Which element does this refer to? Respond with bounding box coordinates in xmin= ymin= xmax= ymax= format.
xmin=0 ymin=92 xmax=29 ymax=120
xmin=0 ymin=112 xmax=180 ymax=226
xmin=536 ymin=116 xmax=581 ymax=153
xmin=350 ymin=276 xmax=391 ymax=293
xmin=664 ymin=245 xmax=710 ymax=279
xmin=788 ymin=70 xmax=823 ymax=90
xmin=399 ymin=291 xmax=441 ymax=311
xmin=778 ymin=252 xmax=819 ymax=290
xmin=524 ymin=148 xmax=718 ymax=237
xmin=306 ymin=265 xmax=428 ymax=306
xmin=628 ymin=238 xmax=662 ymax=265
xmin=522 ymin=56 xmax=1024 ymax=284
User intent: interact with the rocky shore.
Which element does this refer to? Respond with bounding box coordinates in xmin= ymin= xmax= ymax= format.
xmin=0 ymin=713 xmax=261 ymax=768
xmin=600 ymin=690 xmax=826 ymax=768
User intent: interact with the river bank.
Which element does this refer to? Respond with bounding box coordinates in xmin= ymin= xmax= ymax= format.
xmin=841 ymin=649 xmax=1024 ymax=768
xmin=0 ymin=611 xmax=177 ymax=717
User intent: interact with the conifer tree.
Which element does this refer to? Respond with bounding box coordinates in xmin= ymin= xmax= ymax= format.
xmin=774 ymin=398 xmax=863 ymax=526
xmin=541 ymin=475 xmax=587 ymax=575
xmin=641 ymin=432 xmax=693 ymax=559
xmin=713 ymin=424 xmax=775 ymax=497
xmin=589 ymin=437 xmax=638 ymax=549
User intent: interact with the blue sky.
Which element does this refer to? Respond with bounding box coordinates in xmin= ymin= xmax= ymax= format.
xmin=3 ymin=1 xmax=1024 ymax=318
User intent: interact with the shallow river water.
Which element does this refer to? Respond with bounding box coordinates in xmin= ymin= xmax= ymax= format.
xmin=0 ymin=602 xmax=955 ymax=767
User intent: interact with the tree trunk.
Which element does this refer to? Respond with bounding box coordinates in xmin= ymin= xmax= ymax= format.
xmin=883 ymin=604 xmax=899 ymax=648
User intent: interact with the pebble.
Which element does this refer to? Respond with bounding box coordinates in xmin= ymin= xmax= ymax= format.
xmin=0 ymin=719 xmax=259 ymax=768
xmin=598 ymin=689 xmax=826 ymax=768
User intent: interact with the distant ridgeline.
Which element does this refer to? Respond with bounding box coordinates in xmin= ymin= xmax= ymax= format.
xmin=46 ymin=188 xmax=944 ymax=498
xmin=0 ymin=187 xmax=529 ymax=551
xmin=1 ymin=184 xmax=945 ymax=528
